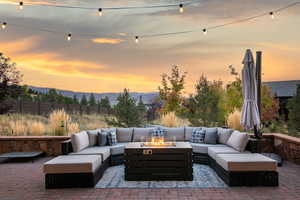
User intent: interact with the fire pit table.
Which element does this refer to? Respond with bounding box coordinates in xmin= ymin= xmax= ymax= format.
xmin=124 ymin=142 xmax=193 ymax=181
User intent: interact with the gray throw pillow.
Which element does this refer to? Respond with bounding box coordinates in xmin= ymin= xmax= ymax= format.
xmin=217 ymin=128 xmax=233 ymax=144
xmin=107 ymin=131 xmax=117 ymax=146
xmin=87 ymin=129 xmax=100 ymax=146
xmin=204 ymin=127 xmax=218 ymax=144
xmin=98 ymin=131 xmax=108 ymax=146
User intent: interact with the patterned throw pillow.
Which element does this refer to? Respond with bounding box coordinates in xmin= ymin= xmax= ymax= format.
xmin=107 ymin=131 xmax=117 ymax=146
xmin=150 ymin=128 xmax=165 ymax=137
xmin=190 ymin=128 xmax=206 ymax=143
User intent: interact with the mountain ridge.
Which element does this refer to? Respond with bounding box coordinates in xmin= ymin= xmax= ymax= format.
xmin=28 ymin=85 xmax=159 ymax=105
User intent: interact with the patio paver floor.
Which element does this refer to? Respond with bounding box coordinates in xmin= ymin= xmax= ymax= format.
xmin=0 ymin=157 xmax=300 ymax=200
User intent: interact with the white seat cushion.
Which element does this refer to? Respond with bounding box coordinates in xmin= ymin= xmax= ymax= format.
xmin=70 ymin=146 xmax=110 ymax=161
xmin=208 ymin=146 xmax=240 ymax=160
xmin=71 ymin=131 xmax=90 ymax=152
xmin=43 ymin=155 xmax=102 ymax=174
xmin=110 ymin=143 xmax=129 ymax=155
xmin=190 ymin=143 xmax=226 ymax=154
xmin=215 ymin=153 xmax=277 ymax=172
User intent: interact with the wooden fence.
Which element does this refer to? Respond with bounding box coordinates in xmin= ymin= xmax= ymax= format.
xmin=6 ymin=100 xmax=105 ymax=116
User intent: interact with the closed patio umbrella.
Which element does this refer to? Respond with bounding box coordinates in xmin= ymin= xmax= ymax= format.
xmin=240 ymin=49 xmax=261 ymax=136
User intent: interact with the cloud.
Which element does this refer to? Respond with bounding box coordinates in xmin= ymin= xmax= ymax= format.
xmin=92 ymin=38 xmax=124 ymax=44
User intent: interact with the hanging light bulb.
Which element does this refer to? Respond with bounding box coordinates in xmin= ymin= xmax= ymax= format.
xmin=269 ymin=11 xmax=274 ymax=19
xmin=2 ymin=22 xmax=7 ymax=29
xmin=67 ymin=33 xmax=72 ymax=41
xmin=179 ymin=4 xmax=184 ymax=13
xmin=19 ymin=1 xmax=23 ymax=10
xmin=98 ymin=8 xmax=103 ymax=16
xmin=135 ymin=36 xmax=139 ymax=43
xmin=203 ymin=28 xmax=207 ymax=35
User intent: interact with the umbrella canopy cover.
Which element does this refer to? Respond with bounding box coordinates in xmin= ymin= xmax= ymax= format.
xmin=240 ymin=49 xmax=261 ymax=130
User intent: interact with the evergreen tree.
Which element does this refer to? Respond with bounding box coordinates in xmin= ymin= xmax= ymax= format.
xmin=288 ymin=85 xmax=300 ymax=132
xmin=89 ymin=93 xmax=96 ymax=106
xmin=185 ymin=75 xmax=224 ymax=126
xmin=80 ymin=94 xmax=88 ymax=106
xmin=106 ymin=89 xmax=143 ymax=127
xmin=99 ymin=96 xmax=111 ymax=114
xmin=137 ymin=96 xmax=147 ymax=122
xmin=73 ymin=95 xmax=79 ymax=104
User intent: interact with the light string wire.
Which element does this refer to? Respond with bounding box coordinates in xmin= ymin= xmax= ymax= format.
xmin=0 ymin=1 xmax=300 ymax=41
xmin=13 ymin=0 xmax=202 ymax=10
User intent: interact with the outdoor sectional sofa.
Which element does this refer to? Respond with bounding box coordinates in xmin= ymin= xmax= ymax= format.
xmin=43 ymin=127 xmax=278 ymax=188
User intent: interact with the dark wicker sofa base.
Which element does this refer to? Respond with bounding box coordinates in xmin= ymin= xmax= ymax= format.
xmin=45 ymin=157 xmax=109 ymax=189
xmin=193 ymin=154 xmax=278 ymax=187
xmin=57 ymin=141 xmax=278 ymax=187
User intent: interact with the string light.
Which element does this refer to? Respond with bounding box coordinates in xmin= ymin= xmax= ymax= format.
xmin=67 ymin=33 xmax=72 ymax=41
xmin=1 ymin=22 xmax=7 ymax=29
xmin=179 ymin=4 xmax=184 ymax=13
xmin=269 ymin=11 xmax=274 ymax=19
xmin=98 ymin=8 xmax=103 ymax=16
xmin=19 ymin=1 xmax=23 ymax=10
xmin=0 ymin=1 xmax=299 ymax=43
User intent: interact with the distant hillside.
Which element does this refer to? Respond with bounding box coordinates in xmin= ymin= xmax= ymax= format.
xmin=28 ymin=86 xmax=159 ymax=105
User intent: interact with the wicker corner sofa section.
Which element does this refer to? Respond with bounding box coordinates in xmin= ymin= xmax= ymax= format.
xmin=43 ymin=127 xmax=279 ymax=188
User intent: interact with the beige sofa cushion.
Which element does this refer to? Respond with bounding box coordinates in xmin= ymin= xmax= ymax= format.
xmin=110 ymin=143 xmax=129 ymax=155
xmin=217 ymin=128 xmax=233 ymax=144
xmin=117 ymin=128 xmax=133 ymax=142
xmin=132 ymin=128 xmax=154 ymax=142
xmin=215 ymin=153 xmax=277 ymax=171
xmin=87 ymin=129 xmax=101 ymax=146
xmin=191 ymin=143 xmax=225 ymax=154
xmin=43 ymin=155 xmax=102 ymax=174
xmin=226 ymin=131 xmax=249 ymax=152
xmin=165 ymin=127 xmax=185 ymax=141
xmin=70 ymin=146 xmax=110 ymax=161
xmin=71 ymin=131 xmax=90 ymax=152
xmin=185 ymin=127 xmax=202 ymax=141
xmin=208 ymin=146 xmax=240 ymax=160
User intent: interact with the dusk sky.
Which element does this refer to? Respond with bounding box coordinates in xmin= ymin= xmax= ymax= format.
xmin=0 ymin=0 xmax=300 ymax=94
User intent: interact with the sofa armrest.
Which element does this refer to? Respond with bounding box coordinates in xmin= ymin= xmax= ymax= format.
xmin=61 ymin=139 xmax=73 ymax=155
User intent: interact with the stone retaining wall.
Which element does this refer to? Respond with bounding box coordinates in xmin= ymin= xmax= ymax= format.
xmin=0 ymin=136 xmax=70 ymax=156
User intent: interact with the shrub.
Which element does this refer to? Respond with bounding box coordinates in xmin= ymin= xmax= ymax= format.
xmin=159 ymin=112 xmax=189 ymax=127
xmin=9 ymin=120 xmax=28 ymax=136
xmin=227 ymin=110 xmax=243 ymax=131
xmin=28 ymin=121 xmax=46 ymax=136
xmin=67 ymin=122 xmax=80 ymax=135
xmin=49 ymin=109 xmax=71 ymax=136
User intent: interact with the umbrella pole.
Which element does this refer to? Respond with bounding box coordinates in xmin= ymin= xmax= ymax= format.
xmin=255 ymin=51 xmax=262 ymax=138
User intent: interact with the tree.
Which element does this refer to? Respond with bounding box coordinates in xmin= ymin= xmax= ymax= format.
xmin=106 ymin=89 xmax=143 ymax=127
xmin=99 ymin=96 xmax=112 ymax=114
xmin=80 ymin=94 xmax=88 ymax=106
xmin=288 ymin=85 xmax=300 ymax=132
xmin=137 ymin=96 xmax=147 ymax=123
xmin=73 ymin=95 xmax=79 ymax=104
xmin=89 ymin=93 xmax=96 ymax=106
xmin=261 ymin=85 xmax=279 ymax=123
xmin=185 ymin=75 xmax=224 ymax=126
xmin=0 ymin=53 xmax=22 ymax=113
xmin=158 ymin=65 xmax=187 ymax=113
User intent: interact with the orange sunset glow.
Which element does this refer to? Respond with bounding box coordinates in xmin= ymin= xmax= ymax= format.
xmin=0 ymin=0 xmax=300 ymax=93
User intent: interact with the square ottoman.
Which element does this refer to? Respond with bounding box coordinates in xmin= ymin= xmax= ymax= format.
xmin=214 ymin=153 xmax=278 ymax=186
xmin=44 ymin=155 xmax=105 ymax=188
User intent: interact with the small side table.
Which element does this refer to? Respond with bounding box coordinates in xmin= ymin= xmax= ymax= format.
xmin=246 ymin=138 xmax=267 ymax=153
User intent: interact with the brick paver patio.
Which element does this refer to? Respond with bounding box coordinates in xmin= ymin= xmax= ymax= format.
xmin=0 ymin=157 xmax=300 ymax=200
